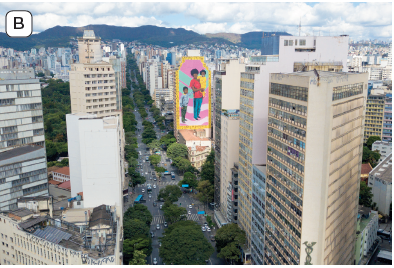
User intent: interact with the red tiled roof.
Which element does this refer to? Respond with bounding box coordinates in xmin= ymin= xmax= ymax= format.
xmin=58 ymin=180 xmax=71 ymax=190
xmin=179 ymin=129 xmax=209 ymax=141
xmin=47 ymin=166 xmax=61 ymax=173
xmin=361 ymin=163 xmax=373 ymax=175
xmin=54 ymin=166 xmax=70 ymax=176
xmin=48 ymin=180 xmax=62 ymax=185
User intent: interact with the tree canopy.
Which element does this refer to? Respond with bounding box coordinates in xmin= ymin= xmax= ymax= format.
xmin=196 ymin=180 xmax=214 ymax=204
xmin=359 ymin=181 xmax=373 ymax=207
xmin=366 ymin=136 xmax=381 ymax=149
xmin=124 ymin=203 xmax=153 ymax=226
xmin=167 ymin=143 xmax=188 ymax=159
xmin=200 ymin=150 xmax=214 ymax=184
xmin=163 ymin=203 xmax=187 ymax=223
xmin=158 ymin=185 xmax=183 ymax=203
xmin=215 ymin=223 xmax=246 ymax=264
xmin=149 ymin=154 xmax=161 ymax=166
xmin=159 ymin=221 xmax=214 ymax=265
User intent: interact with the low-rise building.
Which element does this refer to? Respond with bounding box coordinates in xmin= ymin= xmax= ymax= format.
xmin=361 ymin=163 xmax=373 ymax=183
xmin=178 ymin=129 xmax=212 ymax=171
xmin=368 ymin=153 xmax=392 ymax=216
xmin=52 ymin=167 xmax=70 ymax=183
xmin=187 ymin=145 xmax=211 ymax=170
xmin=372 ymin=141 xmax=392 ymax=161
xmin=0 ymin=204 xmax=122 ymax=265
xmin=354 ymin=207 xmax=379 ymax=265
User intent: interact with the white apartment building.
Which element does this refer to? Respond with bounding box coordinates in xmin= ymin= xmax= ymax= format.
xmin=0 ymin=146 xmax=48 ymax=211
xmin=66 ymin=114 xmax=124 ymax=219
xmin=154 ymin=88 xmax=173 ymax=109
xmin=77 ymin=30 xmax=102 ymax=64
xmin=0 ymin=68 xmax=45 ymax=153
xmin=372 ymin=140 xmax=392 ymax=161
xmin=368 ymin=153 xmax=392 ymax=216
xmin=52 ymin=167 xmax=70 ymax=183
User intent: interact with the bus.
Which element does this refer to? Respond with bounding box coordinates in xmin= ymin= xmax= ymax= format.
xmin=134 ymin=195 xmax=143 ymax=204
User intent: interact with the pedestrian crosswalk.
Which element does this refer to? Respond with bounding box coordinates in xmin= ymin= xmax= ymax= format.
xmin=150 ymin=214 xmax=201 ymax=225
xmin=136 ymin=181 xmax=179 ymax=187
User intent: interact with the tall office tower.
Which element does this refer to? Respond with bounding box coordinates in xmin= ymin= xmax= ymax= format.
xmin=108 ymin=56 xmax=123 ymax=110
xmin=0 ymin=68 xmax=45 ymax=153
xmin=237 ymin=35 xmax=349 ymax=256
xmin=264 ymin=71 xmax=368 ymax=265
xmin=382 ymin=93 xmax=392 ymax=142
xmin=212 ymin=59 xmax=245 ymax=227
xmin=364 ymin=91 xmax=385 ymax=143
xmin=66 ymin=113 xmax=124 ymax=219
xmin=121 ymin=58 xmax=126 ymax=89
xmin=0 ymin=68 xmax=48 ymax=210
xmin=146 ymin=61 xmax=158 ymax=96
xmin=78 ymin=30 xmax=102 ymax=64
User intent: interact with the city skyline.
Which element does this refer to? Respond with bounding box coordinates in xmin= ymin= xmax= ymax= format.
xmin=0 ymin=2 xmax=391 ymax=41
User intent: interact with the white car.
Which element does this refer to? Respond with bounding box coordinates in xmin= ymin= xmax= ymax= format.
xmin=188 ymin=211 xmax=191 ymax=215
xmin=188 ymin=205 xmax=192 ymax=209
xmin=206 ymin=227 xmax=211 ymax=232
xmin=142 ymin=189 xmax=145 ymax=193
xmin=153 ymin=258 xmax=158 ymax=265
xmin=201 ymin=226 xmax=206 ymax=232
xmin=145 ymin=172 xmax=148 ymax=175
xmin=153 ymin=185 xmax=156 ymax=189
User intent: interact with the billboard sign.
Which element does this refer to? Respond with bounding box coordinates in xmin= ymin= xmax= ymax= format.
xmin=176 ymin=57 xmax=211 ymax=130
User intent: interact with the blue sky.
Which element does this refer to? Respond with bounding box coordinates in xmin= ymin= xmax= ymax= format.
xmin=0 ymin=2 xmax=391 ymax=41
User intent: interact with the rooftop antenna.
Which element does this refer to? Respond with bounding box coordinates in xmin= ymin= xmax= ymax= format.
xmin=298 ymin=18 xmax=301 ymax=36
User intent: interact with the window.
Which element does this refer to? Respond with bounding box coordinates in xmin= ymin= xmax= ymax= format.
xmin=284 ymin=40 xmax=288 ymax=46
xmin=299 ymin=39 xmax=306 ymax=46
xmin=289 ymin=40 xmax=293 ymax=46
xmin=295 ymin=39 xmax=297 ymax=45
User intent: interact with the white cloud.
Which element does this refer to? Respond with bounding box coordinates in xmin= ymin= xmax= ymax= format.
xmin=0 ymin=2 xmax=390 ymax=40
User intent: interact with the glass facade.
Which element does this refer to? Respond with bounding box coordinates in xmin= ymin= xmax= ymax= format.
xmin=270 ymin=83 xmax=308 ymax=101
xmin=332 ymin=83 xmax=363 ymax=101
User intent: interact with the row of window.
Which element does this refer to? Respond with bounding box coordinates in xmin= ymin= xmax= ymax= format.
xmin=269 ymin=108 xmax=307 ymax=127
xmin=0 ymin=137 xmax=34 ymax=149
xmin=0 ymin=98 xmax=15 ymax=106
xmin=284 ymin=39 xmax=307 ymax=46
xmin=332 ymin=83 xmax=364 ymax=101
xmin=84 ymin=74 xmax=113 ymax=78
xmin=268 ymin=117 xmax=306 ymax=138
xmin=269 ymin=97 xmax=307 ymax=115
xmin=270 ymin=83 xmax=308 ymax=102
xmin=22 ymin=182 xmax=48 ymax=195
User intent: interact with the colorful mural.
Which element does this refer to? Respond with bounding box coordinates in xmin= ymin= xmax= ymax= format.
xmin=176 ymin=57 xmax=211 ymax=130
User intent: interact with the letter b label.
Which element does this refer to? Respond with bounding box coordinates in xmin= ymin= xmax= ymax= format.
xmin=6 ymin=11 xmax=33 ymax=37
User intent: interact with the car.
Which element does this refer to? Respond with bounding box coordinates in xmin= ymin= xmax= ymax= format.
xmin=153 ymin=258 xmax=157 ymax=265
xmin=201 ymin=226 xmax=206 ymax=232
xmin=164 ymin=222 xmax=168 ymax=227
xmin=153 ymin=185 xmax=156 ymax=189
xmin=156 ymin=224 xmax=160 ymax=230
xmin=159 ymin=205 xmax=163 ymax=209
xmin=204 ymin=222 xmax=208 ymax=227
xmin=148 ymin=194 xmax=152 ymax=198
xmin=151 ymin=171 xmax=155 ymax=175
xmin=153 ymin=202 xmax=157 ymax=207
xmin=145 ymin=172 xmax=148 ymax=175
xmin=188 ymin=205 xmax=192 ymax=209
xmin=207 ymin=227 xmax=211 ymax=232
xmin=159 ymin=242 xmax=162 ymax=247
xmin=150 ymin=232 xmax=154 ymax=238
xmin=154 ymin=177 xmax=157 ymax=181
xmin=210 ymin=235 xmax=215 ymax=242
xmin=188 ymin=211 xmax=191 ymax=215
xmin=142 ymin=189 xmax=145 ymax=193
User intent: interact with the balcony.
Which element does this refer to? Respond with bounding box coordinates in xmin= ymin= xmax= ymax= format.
xmin=265 ymin=228 xmax=299 ymax=264
xmin=266 ymin=193 xmax=302 ymax=226
xmin=268 ymin=112 xmax=306 ymax=129
xmin=267 ymin=151 xmax=304 ymax=178
xmin=266 ymin=207 xmax=301 ymax=245
xmin=269 ymin=103 xmax=307 ymax=118
xmin=268 ymin=122 xmax=306 ymax=143
xmin=268 ymin=140 xmax=305 ymax=164
xmin=266 ymin=213 xmax=300 ymax=252
xmin=266 ymin=179 xmax=303 ymax=210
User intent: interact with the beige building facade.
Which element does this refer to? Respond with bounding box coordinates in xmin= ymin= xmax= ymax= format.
xmin=264 ymin=71 xmax=368 ymax=265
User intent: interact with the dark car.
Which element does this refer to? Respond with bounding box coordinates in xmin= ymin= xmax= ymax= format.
xmin=150 ymin=232 xmax=154 ymax=238
xmin=153 ymin=202 xmax=157 ymax=207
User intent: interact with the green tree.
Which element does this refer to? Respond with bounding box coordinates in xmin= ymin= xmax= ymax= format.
xmin=215 ymin=223 xmax=246 ymax=264
xmin=128 ymin=168 xmax=146 ymax=187
xmin=60 ymin=158 xmax=69 ymax=166
xmin=149 ymin=154 xmax=161 ymax=166
xmin=366 ymin=136 xmax=381 ymax=149
xmin=196 ymin=180 xmax=214 ymax=208
xmin=177 ymin=158 xmax=192 ymax=174
xmin=172 ymin=156 xmax=184 ymax=167
xmin=200 ymin=150 xmax=214 ymax=184
xmin=155 ymin=166 xmax=166 ymax=178
xmin=178 ymin=172 xmax=198 ymax=189
xmin=124 ymin=204 xmax=153 ymax=226
xmin=160 ymin=134 xmax=176 ymax=148
xmin=159 ymin=221 xmax=214 ymax=265
xmin=123 ymin=219 xmax=150 ymax=240
xmin=359 ymin=181 xmax=373 ymax=207
xmin=142 ymin=128 xmax=157 ymax=144
xmin=158 ymin=185 xmax=182 ymax=203
xmin=167 ymin=143 xmax=188 ymax=159
xmin=147 ymin=139 xmax=162 ymax=152
xmin=123 ymin=238 xmax=152 ymax=264
xmin=163 ymin=203 xmax=187 ymax=223
xmin=129 ymin=250 xmax=147 ymax=265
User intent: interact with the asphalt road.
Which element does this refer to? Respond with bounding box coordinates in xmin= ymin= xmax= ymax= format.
xmin=126 ymin=67 xmax=223 ymax=265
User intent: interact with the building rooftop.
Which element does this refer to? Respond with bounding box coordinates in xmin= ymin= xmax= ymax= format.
xmin=370 ymin=153 xmax=392 ymax=183
xmin=254 ymin=164 xmax=267 ymax=174
xmin=179 ymin=129 xmax=209 ymax=141
xmin=372 ymin=140 xmax=392 ymax=147
xmin=8 ymin=208 xmax=34 ymax=219
xmin=0 ymin=145 xmax=43 ymax=161
xmin=285 ymin=70 xmax=360 ymax=78
xmin=89 ymin=205 xmax=111 ymax=228
xmin=58 ymin=180 xmax=71 ymax=190
xmin=361 ymin=163 xmax=373 ymax=175
xmin=54 ymin=166 xmax=70 ymax=176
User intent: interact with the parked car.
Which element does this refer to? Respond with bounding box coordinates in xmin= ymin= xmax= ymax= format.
xmin=156 ymin=224 xmax=160 ymax=230
xmin=207 ymin=227 xmax=211 ymax=232
xmin=204 ymin=222 xmax=208 ymax=227
xmin=164 ymin=222 xmax=168 ymax=227
xmin=201 ymin=226 xmax=206 ymax=232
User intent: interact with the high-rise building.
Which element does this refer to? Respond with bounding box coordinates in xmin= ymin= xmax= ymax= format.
xmin=212 ymin=59 xmax=245 ymax=227
xmin=0 ymin=68 xmax=45 ymax=153
xmin=364 ymin=91 xmax=385 ymax=143
xmin=265 ymin=71 xmax=368 ymax=265
xmin=382 ymin=93 xmax=392 ymax=142
xmin=66 ymin=113 xmax=124 ymax=219
xmin=77 ymin=30 xmax=102 ymax=64
xmin=237 ymin=35 xmax=349 ymax=256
